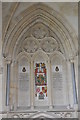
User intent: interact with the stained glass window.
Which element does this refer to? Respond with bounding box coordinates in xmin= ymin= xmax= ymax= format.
xmin=35 ymin=63 xmax=47 ymax=100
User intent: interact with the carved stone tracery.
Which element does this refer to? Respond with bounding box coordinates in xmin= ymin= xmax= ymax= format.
xmin=7 ymin=111 xmax=73 ymax=118
xmin=41 ymin=37 xmax=58 ymax=53
xmin=2 ymin=3 xmax=78 ymax=119
xmin=20 ymin=34 xmax=58 ymax=54
xmin=22 ymin=37 xmax=38 ymax=53
xmin=31 ymin=23 xmax=49 ymax=39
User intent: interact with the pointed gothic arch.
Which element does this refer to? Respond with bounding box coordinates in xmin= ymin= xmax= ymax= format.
xmin=50 ymin=51 xmax=68 ymax=106
xmin=2 ymin=3 xmax=78 ymax=118
xmin=3 ymin=3 xmax=78 ymax=60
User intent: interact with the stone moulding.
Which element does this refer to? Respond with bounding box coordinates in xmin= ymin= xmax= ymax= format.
xmin=2 ymin=3 xmax=78 ymax=119
xmin=0 ymin=66 xmax=3 ymax=74
xmin=2 ymin=3 xmax=78 ymax=60
xmin=3 ymin=111 xmax=77 ymax=118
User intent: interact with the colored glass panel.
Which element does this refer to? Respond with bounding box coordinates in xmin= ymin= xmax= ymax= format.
xmin=35 ymin=63 xmax=47 ymax=100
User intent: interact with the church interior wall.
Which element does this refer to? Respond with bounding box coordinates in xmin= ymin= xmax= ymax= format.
xmin=0 ymin=2 xmax=78 ymax=119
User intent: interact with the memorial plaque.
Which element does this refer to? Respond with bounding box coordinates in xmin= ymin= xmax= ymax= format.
xmin=18 ymin=65 xmax=30 ymax=107
xmin=52 ymin=65 xmax=64 ymax=105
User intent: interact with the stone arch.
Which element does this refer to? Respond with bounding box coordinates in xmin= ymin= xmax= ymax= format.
xmin=12 ymin=21 xmax=66 ymax=60
xmin=32 ymin=49 xmax=49 ymax=62
xmin=2 ymin=3 xmax=78 ymax=116
xmin=10 ymin=52 xmax=31 ymax=108
xmin=2 ymin=3 xmax=78 ymax=60
xmin=16 ymin=53 xmax=31 ymax=107
xmin=50 ymin=51 xmax=68 ymax=105
xmin=15 ymin=51 xmax=31 ymax=63
xmin=50 ymin=51 xmax=66 ymax=62
xmin=32 ymin=50 xmax=49 ymax=106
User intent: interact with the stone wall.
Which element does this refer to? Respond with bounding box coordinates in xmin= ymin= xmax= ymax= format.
xmin=1 ymin=2 xmax=78 ymax=119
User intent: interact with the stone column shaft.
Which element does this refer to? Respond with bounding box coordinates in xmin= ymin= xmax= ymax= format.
xmin=67 ymin=60 xmax=74 ymax=107
xmin=30 ymin=61 xmax=34 ymax=109
xmin=47 ymin=60 xmax=53 ymax=109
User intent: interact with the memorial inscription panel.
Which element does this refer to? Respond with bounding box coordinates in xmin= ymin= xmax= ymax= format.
xmin=52 ymin=65 xmax=64 ymax=105
xmin=18 ymin=65 xmax=30 ymax=107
